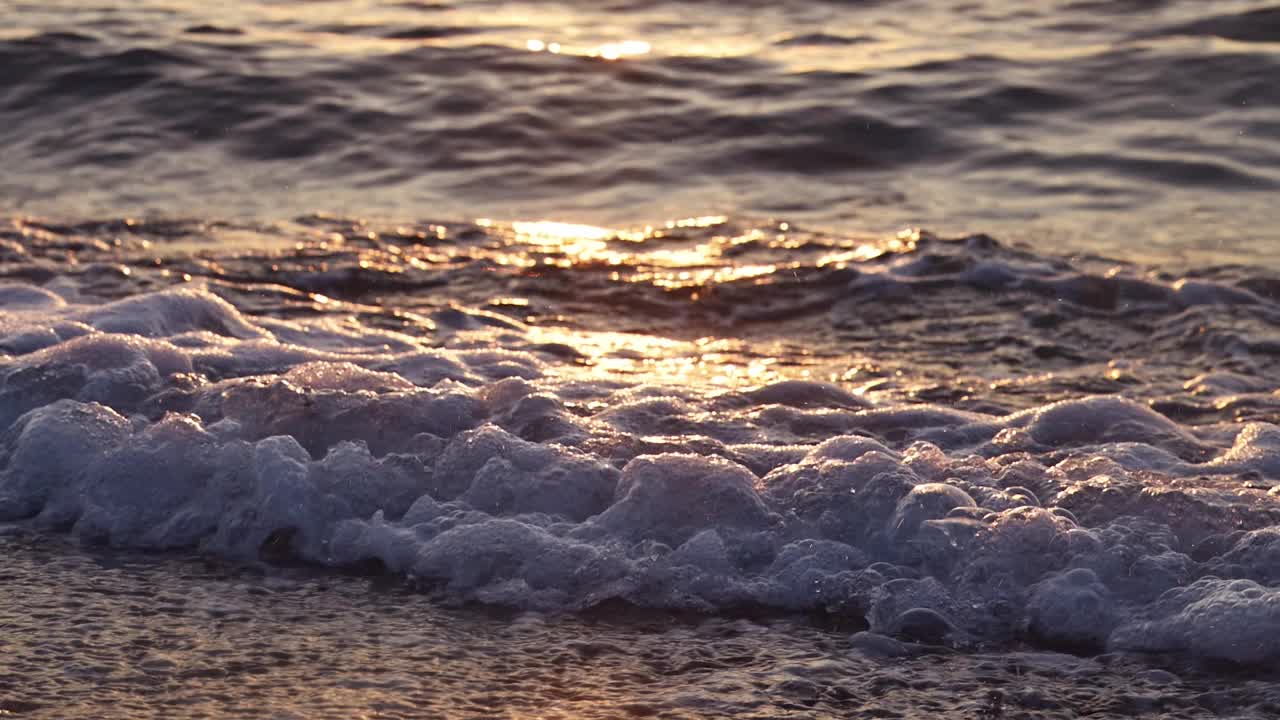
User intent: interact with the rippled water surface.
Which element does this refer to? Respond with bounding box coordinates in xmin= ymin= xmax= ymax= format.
xmin=4 ymin=2 xmax=1280 ymax=717
xmin=3 ymin=0 xmax=1280 ymax=265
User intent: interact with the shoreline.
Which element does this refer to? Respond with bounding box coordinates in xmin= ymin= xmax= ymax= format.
xmin=4 ymin=533 xmax=1280 ymax=719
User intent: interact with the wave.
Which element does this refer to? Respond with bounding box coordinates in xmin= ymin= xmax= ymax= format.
xmin=3 ymin=12 xmax=1279 ymax=252
xmin=2 ymin=217 xmax=1279 ymax=665
xmin=1162 ymin=6 xmax=1280 ymax=44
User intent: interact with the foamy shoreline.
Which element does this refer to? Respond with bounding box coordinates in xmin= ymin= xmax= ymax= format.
xmin=5 ymin=533 xmax=1278 ymax=719
xmin=3 ymin=218 xmax=1279 ymax=671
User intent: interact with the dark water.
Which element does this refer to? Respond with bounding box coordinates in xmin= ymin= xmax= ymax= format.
xmin=3 ymin=0 xmax=1280 ymax=265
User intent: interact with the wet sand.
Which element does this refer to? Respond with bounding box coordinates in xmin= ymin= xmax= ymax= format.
xmin=4 ymin=532 xmax=1278 ymax=720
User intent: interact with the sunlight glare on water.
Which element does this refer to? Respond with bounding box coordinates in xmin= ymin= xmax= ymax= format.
xmin=502 ymin=218 xmax=840 ymax=290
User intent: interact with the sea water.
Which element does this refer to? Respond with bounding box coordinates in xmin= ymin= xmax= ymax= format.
xmin=3 ymin=0 xmax=1280 ymax=266
xmin=3 ymin=0 xmax=1280 ymax=717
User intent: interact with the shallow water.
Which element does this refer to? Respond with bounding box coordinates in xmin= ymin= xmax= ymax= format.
xmin=2 ymin=217 xmax=1280 ymax=668
xmin=6 ymin=533 xmax=1280 ymax=719
xmin=4 ymin=1 xmax=1280 ymax=716
xmin=3 ymin=0 xmax=1280 ymax=265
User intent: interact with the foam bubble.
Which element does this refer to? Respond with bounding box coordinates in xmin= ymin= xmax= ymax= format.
xmin=589 ymin=454 xmax=778 ymax=547
xmin=1026 ymin=568 xmax=1116 ymax=649
xmin=1110 ymin=578 xmax=1280 ymax=665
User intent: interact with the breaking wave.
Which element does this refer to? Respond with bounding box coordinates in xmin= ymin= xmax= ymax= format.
xmin=3 ymin=216 xmax=1279 ymax=666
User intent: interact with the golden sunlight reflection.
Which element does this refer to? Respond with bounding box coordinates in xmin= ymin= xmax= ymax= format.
xmin=512 ymin=221 xmax=621 ymax=243
xmin=315 ymin=215 xmax=909 ymax=296
xmin=528 ymin=326 xmax=808 ymax=388
xmin=668 ymin=216 xmax=730 ymax=229
xmin=593 ymin=40 xmax=652 ymax=60
xmin=464 ymin=217 xmax=912 ymax=292
xmin=110 ymin=0 xmax=1169 ymax=81
xmin=524 ymin=38 xmax=651 ymax=60
xmin=818 ymin=228 xmax=918 ymax=266
xmin=478 ymin=219 xmax=903 ymax=390
xmin=312 ymin=214 xmax=913 ymax=391
xmin=500 ymin=218 xmax=796 ymax=288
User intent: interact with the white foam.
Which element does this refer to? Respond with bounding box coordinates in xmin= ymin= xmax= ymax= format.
xmin=1110 ymin=578 xmax=1280 ymax=664
xmin=1026 ymin=568 xmax=1116 ymax=648
xmin=3 ymin=284 xmax=1280 ymax=664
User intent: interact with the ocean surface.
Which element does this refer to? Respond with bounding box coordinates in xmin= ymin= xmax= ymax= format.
xmin=4 ymin=1 xmax=1280 ymax=718
xmin=3 ymin=0 xmax=1280 ymax=266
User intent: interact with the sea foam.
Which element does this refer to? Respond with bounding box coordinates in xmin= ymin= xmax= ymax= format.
xmin=2 ymin=226 xmax=1280 ymax=666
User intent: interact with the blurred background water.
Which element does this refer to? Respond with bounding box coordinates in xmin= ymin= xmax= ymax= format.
xmin=2 ymin=0 xmax=1279 ymax=267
